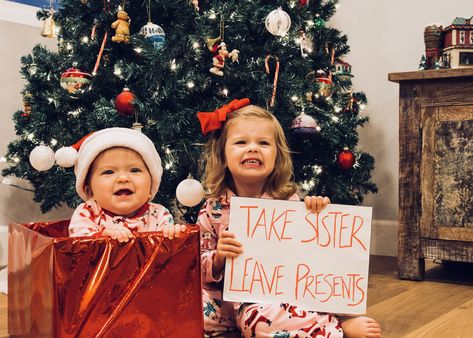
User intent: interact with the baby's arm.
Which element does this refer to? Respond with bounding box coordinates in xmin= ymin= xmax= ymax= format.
xmin=69 ymin=202 xmax=101 ymax=237
xmin=152 ymin=205 xmax=186 ymax=239
xmin=304 ymin=195 xmax=330 ymax=213
xmin=69 ymin=202 xmax=132 ymax=242
xmin=341 ymin=316 xmax=381 ymax=338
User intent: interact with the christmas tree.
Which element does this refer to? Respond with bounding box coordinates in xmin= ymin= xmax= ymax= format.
xmin=3 ymin=0 xmax=377 ymax=222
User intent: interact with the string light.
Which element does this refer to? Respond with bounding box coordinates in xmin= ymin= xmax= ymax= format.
xmin=81 ymin=36 xmax=89 ymax=43
xmin=222 ymin=88 xmax=229 ymax=96
xmin=331 ymin=115 xmax=340 ymax=122
xmin=113 ymin=66 xmax=122 ymax=76
xmin=209 ymin=11 xmax=217 ymax=20
xmin=291 ymin=95 xmax=299 ymax=101
xmin=12 ymin=156 xmax=20 ymax=163
xmin=334 ymin=106 xmax=342 ymax=113
xmin=50 ymin=139 xmax=58 ymax=146
xmin=66 ymin=43 xmax=73 ymax=51
xmin=27 ymin=133 xmax=35 ymax=141
xmin=68 ymin=108 xmax=82 ymax=117
xmin=359 ymin=103 xmax=367 ymax=111
xmin=192 ymin=41 xmax=200 ymax=49
xmin=170 ymin=59 xmax=177 ymax=71
xmin=134 ymin=47 xmax=143 ymax=54
xmin=313 ymin=165 xmax=323 ymax=174
xmin=187 ymin=81 xmax=195 ymax=89
xmin=306 ymin=20 xmax=314 ymax=27
xmin=47 ymin=97 xmax=54 ymax=103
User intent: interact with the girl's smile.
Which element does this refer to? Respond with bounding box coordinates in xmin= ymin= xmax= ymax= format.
xmin=224 ymin=117 xmax=277 ymax=196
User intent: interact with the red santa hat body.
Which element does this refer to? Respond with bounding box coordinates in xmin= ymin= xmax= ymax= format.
xmin=55 ymin=127 xmax=162 ymax=201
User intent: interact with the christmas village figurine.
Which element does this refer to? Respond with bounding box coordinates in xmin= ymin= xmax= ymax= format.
xmin=422 ymin=16 xmax=473 ymax=69
xmin=207 ymin=39 xmax=239 ymax=76
xmin=111 ymin=10 xmax=131 ymax=43
xmin=334 ymin=59 xmax=353 ymax=82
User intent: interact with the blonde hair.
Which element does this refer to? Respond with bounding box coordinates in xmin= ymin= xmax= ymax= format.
xmin=202 ymin=105 xmax=297 ymax=199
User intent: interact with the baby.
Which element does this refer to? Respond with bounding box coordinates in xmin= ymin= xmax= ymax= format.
xmin=64 ymin=127 xmax=183 ymax=241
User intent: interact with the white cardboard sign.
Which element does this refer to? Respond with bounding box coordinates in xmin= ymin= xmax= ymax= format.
xmin=223 ymin=197 xmax=372 ymax=314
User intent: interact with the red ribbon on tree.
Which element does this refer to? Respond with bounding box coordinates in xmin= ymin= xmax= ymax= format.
xmin=197 ymin=98 xmax=250 ymax=135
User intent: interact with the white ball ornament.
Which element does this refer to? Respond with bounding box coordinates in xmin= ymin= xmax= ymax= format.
xmin=54 ymin=146 xmax=78 ymax=167
xmin=176 ymin=177 xmax=204 ymax=207
xmin=139 ymin=21 xmax=166 ymax=50
xmin=265 ymin=7 xmax=291 ymax=36
xmin=29 ymin=145 xmax=55 ymax=171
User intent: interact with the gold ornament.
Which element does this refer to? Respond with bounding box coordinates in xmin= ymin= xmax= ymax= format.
xmin=41 ymin=9 xmax=57 ymax=38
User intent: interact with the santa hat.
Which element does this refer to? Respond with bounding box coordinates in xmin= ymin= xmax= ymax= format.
xmin=54 ymin=127 xmax=163 ymax=201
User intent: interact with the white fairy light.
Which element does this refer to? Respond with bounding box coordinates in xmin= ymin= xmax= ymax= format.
xmin=187 ymin=81 xmax=195 ymax=89
xmin=13 ymin=156 xmax=20 ymax=163
xmin=359 ymin=103 xmax=367 ymax=111
xmin=66 ymin=43 xmax=73 ymax=51
xmin=193 ymin=41 xmax=200 ymax=49
xmin=306 ymin=20 xmax=314 ymax=27
xmin=134 ymin=47 xmax=143 ymax=54
xmin=48 ymin=97 xmax=54 ymax=103
xmin=81 ymin=36 xmax=89 ymax=43
xmin=291 ymin=95 xmax=299 ymax=101
xmin=170 ymin=59 xmax=177 ymax=71
xmin=209 ymin=10 xmax=217 ymax=20
xmin=27 ymin=133 xmax=34 ymax=141
xmin=68 ymin=108 xmax=82 ymax=117
xmin=92 ymin=71 xmax=97 ymax=76
xmin=222 ymin=88 xmax=229 ymax=96
xmin=313 ymin=165 xmax=323 ymax=174
xmin=316 ymin=125 xmax=321 ymax=131
xmin=331 ymin=115 xmax=340 ymax=122
xmin=334 ymin=105 xmax=342 ymax=113
xmin=165 ymin=162 xmax=173 ymax=170
xmin=50 ymin=139 xmax=58 ymax=146
xmin=114 ymin=67 xmax=122 ymax=76
xmin=165 ymin=148 xmax=171 ymax=155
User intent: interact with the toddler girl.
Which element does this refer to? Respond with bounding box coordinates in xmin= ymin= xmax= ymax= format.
xmin=197 ymin=100 xmax=381 ymax=338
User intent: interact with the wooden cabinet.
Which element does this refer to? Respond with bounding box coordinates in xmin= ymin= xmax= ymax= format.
xmin=389 ymin=68 xmax=473 ymax=280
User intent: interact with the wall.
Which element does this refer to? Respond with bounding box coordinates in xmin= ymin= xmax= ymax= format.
xmin=0 ymin=2 xmax=73 ymax=224
xmin=1 ymin=1 xmax=472 ymax=254
xmin=330 ymin=0 xmax=472 ymax=255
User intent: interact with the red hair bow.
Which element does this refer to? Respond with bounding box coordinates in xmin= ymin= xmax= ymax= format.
xmin=197 ymin=98 xmax=251 ymax=135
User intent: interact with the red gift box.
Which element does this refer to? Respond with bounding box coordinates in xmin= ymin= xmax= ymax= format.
xmin=8 ymin=220 xmax=203 ymax=337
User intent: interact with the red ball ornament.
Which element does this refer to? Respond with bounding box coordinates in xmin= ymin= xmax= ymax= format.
xmin=337 ymin=147 xmax=356 ymax=170
xmin=114 ymin=88 xmax=136 ymax=116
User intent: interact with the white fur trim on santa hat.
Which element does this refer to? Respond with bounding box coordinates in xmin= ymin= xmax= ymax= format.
xmin=74 ymin=127 xmax=163 ymax=201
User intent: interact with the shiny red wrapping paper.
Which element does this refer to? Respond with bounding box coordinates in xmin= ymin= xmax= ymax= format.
xmin=8 ymin=220 xmax=203 ymax=337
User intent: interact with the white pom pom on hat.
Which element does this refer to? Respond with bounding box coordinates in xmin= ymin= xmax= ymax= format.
xmin=54 ymin=133 xmax=90 ymax=167
xmin=56 ymin=128 xmax=163 ymax=202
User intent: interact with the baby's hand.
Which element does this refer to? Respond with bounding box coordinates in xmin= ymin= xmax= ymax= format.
xmin=162 ymin=224 xmax=186 ymax=239
xmin=102 ymin=225 xmax=133 ymax=243
xmin=304 ymin=195 xmax=331 ymax=213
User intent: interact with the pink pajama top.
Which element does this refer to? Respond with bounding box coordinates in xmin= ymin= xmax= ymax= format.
xmin=69 ymin=199 xmax=174 ymax=237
